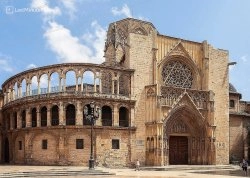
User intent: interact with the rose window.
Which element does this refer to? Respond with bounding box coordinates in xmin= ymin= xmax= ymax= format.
xmin=162 ymin=61 xmax=193 ymax=88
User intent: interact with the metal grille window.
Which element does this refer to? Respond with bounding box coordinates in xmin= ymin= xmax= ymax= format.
xmin=42 ymin=139 xmax=47 ymax=150
xmin=76 ymin=139 xmax=84 ymax=149
xmin=162 ymin=61 xmax=193 ymax=88
xmin=112 ymin=139 xmax=120 ymax=149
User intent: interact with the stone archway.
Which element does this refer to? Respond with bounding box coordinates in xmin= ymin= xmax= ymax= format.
xmin=163 ymin=105 xmax=208 ymax=165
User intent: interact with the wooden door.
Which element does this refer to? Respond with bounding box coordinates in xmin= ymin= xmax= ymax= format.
xmin=169 ymin=136 xmax=188 ymax=165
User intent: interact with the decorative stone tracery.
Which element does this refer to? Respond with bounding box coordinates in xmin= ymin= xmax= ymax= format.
xmin=162 ymin=61 xmax=193 ymax=88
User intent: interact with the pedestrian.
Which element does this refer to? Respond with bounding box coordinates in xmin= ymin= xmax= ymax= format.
xmin=242 ymin=158 xmax=248 ymax=176
xmin=135 ymin=159 xmax=140 ymax=171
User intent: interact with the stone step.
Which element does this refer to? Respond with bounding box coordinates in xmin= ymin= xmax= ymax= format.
xmin=0 ymin=169 xmax=115 ymax=178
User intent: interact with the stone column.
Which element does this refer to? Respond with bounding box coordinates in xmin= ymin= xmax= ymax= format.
xmin=37 ymin=79 xmax=40 ymax=95
xmin=37 ymin=111 xmax=41 ymax=127
xmin=112 ymin=80 xmax=115 ymax=94
xmin=75 ymin=76 xmax=79 ymax=91
xmin=18 ymin=84 xmax=22 ymax=98
xmin=130 ymin=107 xmax=135 ymax=127
xmin=117 ymin=78 xmax=120 ymax=95
xmin=59 ymin=77 xmax=62 ymax=92
xmin=47 ymin=76 xmax=51 ymax=93
xmin=80 ymin=76 xmax=83 ymax=92
xmin=26 ymin=108 xmax=31 ymax=127
xmin=59 ymin=102 xmax=65 ymax=125
xmin=76 ymin=101 xmax=82 ymax=125
xmin=113 ymin=104 xmax=119 ymax=126
xmin=10 ymin=112 xmax=14 ymax=130
xmin=47 ymin=106 xmax=51 ymax=126
xmin=17 ymin=111 xmax=21 ymax=129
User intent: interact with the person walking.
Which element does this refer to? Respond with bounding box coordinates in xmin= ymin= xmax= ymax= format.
xmin=242 ymin=158 xmax=248 ymax=176
xmin=135 ymin=159 xmax=140 ymax=171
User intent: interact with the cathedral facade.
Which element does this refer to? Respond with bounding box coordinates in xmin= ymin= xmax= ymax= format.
xmin=0 ymin=18 xmax=249 ymax=167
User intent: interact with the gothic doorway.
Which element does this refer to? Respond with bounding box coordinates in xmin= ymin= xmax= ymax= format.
xmin=169 ymin=136 xmax=188 ymax=165
xmin=4 ymin=138 xmax=9 ymax=163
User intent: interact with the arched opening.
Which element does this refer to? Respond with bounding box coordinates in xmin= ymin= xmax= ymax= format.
xmin=65 ymin=70 xmax=76 ymax=92
xmin=21 ymin=110 xmax=26 ymax=128
xmin=101 ymin=105 xmax=112 ymax=126
xmin=83 ymin=70 xmax=94 ymax=93
xmin=163 ymin=105 xmax=207 ymax=165
xmin=31 ymin=76 xmax=38 ymax=95
xmin=119 ymin=107 xmax=129 ymax=127
xmin=21 ymin=79 xmax=26 ymax=97
xmin=41 ymin=106 xmax=47 ymax=127
xmin=51 ymin=105 xmax=59 ymax=126
xmin=66 ymin=104 xmax=75 ymax=125
xmin=40 ymin=74 xmax=48 ymax=94
xmin=14 ymin=112 xmax=17 ymax=129
xmin=119 ymin=74 xmax=130 ymax=96
xmin=31 ymin=108 xmax=37 ymax=127
xmin=4 ymin=138 xmax=9 ymax=163
xmin=50 ymin=72 xmax=60 ymax=93
xmin=83 ymin=104 xmax=92 ymax=125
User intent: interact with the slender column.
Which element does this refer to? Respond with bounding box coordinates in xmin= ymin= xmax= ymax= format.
xmin=26 ymin=108 xmax=31 ymax=127
xmin=59 ymin=77 xmax=62 ymax=92
xmin=76 ymin=101 xmax=82 ymax=125
xmin=37 ymin=111 xmax=41 ymax=127
xmin=99 ymin=78 xmax=102 ymax=93
xmin=130 ymin=107 xmax=135 ymax=127
xmin=17 ymin=111 xmax=21 ymax=129
xmin=76 ymin=77 xmax=79 ymax=91
xmin=47 ymin=76 xmax=51 ymax=93
xmin=80 ymin=76 xmax=83 ymax=92
xmin=112 ymin=80 xmax=115 ymax=94
xmin=113 ymin=104 xmax=119 ymax=126
xmin=94 ymin=77 xmax=96 ymax=92
xmin=117 ymin=78 xmax=120 ymax=95
xmin=26 ymin=82 xmax=29 ymax=97
xmin=63 ymin=78 xmax=66 ymax=92
xmin=12 ymin=88 xmax=15 ymax=100
xmin=59 ymin=102 xmax=65 ymax=125
xmin=3 ymin=93 xmax=6 ymax=104
xmin=37 ymin=79 xmax=40 ymax=95
xmin=10 ymin=113 xmax=14 ymax=130
xmin=47 ymin=106 xmax=51 ymax=126
xmin=18 ymin=84 xmax=22 ymax=98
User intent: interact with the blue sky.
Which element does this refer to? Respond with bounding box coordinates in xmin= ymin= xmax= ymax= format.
xmin=0 ymin=0 xmax=250 ymax=100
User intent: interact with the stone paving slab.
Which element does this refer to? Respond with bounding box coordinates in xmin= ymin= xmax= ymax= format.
xmin=0 ymin=165 xmax=247 ymax=178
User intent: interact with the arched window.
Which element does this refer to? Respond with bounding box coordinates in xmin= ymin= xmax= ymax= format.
xmin=102 ymin=72 xmax=112 ymax=94
xmin=83 ymin=104 xmax=92 ymax=125
xmin=31 ymin=108 xmax=37 ymax=127
xmin=14 ymin=112 xmax=17 ymax=129
xmin=21 ymin=110 xmax=26 ymax=128
xmin=41 ymin=106 xmax=47 ymax=127
xmin=101 ymin=106 xmax=112 ymax=126
xmin=119 ymin=107 xmax=129 ymax=127
xmin=162 ymin=60 xmax=193 ymax=88
xmin=51 ymin=105 xmax=59 ymax=126
xmin=66 ymin=104 xmax=75 ymax=125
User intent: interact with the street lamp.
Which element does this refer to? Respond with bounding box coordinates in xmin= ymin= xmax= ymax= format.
xmin=84 ymin=101 xmax=100 ymax=170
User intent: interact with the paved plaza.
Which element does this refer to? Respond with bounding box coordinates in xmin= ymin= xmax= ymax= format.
xmin=0 ymin=165 xmax=248 ymax=178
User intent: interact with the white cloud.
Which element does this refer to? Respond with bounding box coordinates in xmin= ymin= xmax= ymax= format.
xmin=111 ymin=4 xmax=132 ymax=18
xmin=0 ymin=54 xmax=13 ymax=72
xmin=27 ymin=64 xmax=37 ymax=69
xmin=241 ymin=55 xmax=248 ymax=63
xmin=60 ymin=0 xmax=77 ymax=19
xmin=31 ymin=0 xmax=61 ymax=21
xmin=44 ymin=21 xmax=105 ymax=64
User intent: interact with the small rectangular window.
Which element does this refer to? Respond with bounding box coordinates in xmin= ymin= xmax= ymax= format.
xmin=42 ymin=139 xmax=47 ymax=149
xmin=112 ymin=139 xmax=120 ymax=149
xmin=76 ymin=139 xmax=84 ymax=149
xmin=230 ymin=100 xmax=235 ymax=108
xmin=18 ymin=141 xmax=22 ymax=150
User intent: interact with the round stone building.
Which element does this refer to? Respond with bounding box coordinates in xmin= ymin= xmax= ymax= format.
xmin=1 ymin=18 xmax=249 ymax=167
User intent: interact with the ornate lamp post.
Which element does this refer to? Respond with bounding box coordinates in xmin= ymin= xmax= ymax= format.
xmin=84 ymin=101 xmax=100 ymax=170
